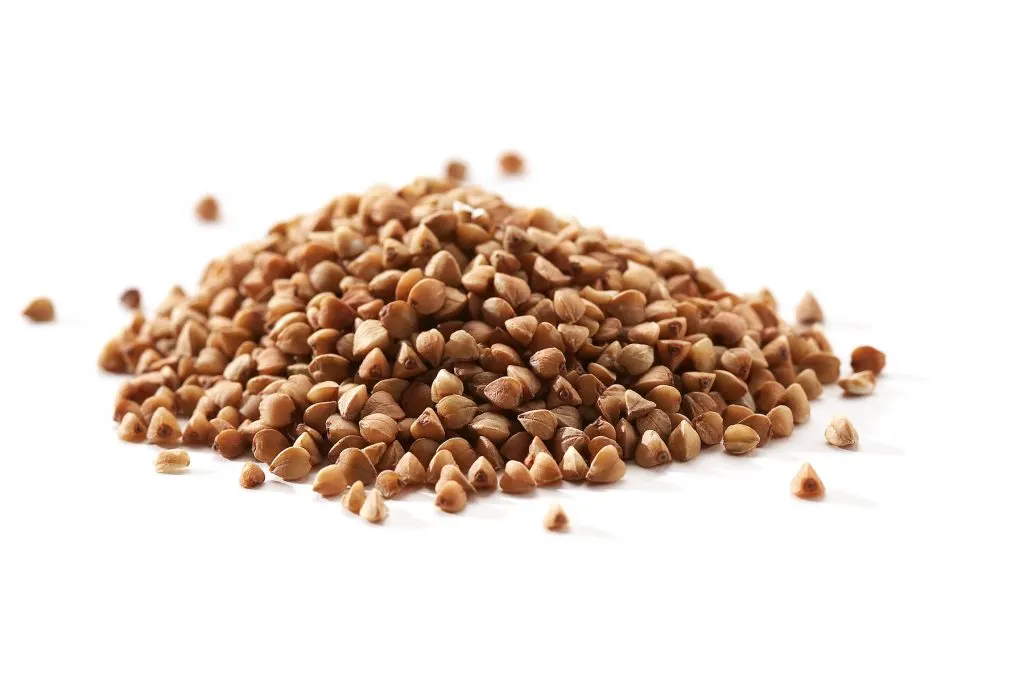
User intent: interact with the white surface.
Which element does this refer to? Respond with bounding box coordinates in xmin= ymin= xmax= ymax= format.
xmin=1 ymin=2 xmax=1021 ymax=680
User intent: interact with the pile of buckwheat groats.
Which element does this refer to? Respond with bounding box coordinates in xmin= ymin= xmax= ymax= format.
xmin=95 ymin=169 xmax=887 ymax=525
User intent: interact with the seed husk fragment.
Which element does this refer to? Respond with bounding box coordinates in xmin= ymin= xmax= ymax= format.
xmin=395 ymin=452 xmax=427 ymax=486
xmin=342 ymin=480 xmax=365 ymax=513
xmin=723 ymin=424 xmax=760 ymax=455
xmin=240 ymin=462 xmax=265 ymax=488
xmin=22 ymin=297 xmax=55 ymax=322
xmin=270 ymin=446 xmax=313 ymax=481
xmin=586 ymin=445 xmax=626 ymax=484
xmin=791 ymin=462 xmax=825 ymax=500
xmin=468 ymin=456 xmax=498 ymax=490
xmin=529 ymin=451 xmax=563 ymax=485
xmin=543 ymin=504 xmax=570 ymax=532
xmin=359 ymin=490 xmax=389 ymax=523
xmin=154 ymin=449 xmax=190 ymax=474
xmin=499 ymin=460 xmax=536 ymax=493
xmin=825 ymin=416 xmax=858 ymax=448
xmin=796 ymin=292 xmax=823 ymax=324
xmin=851 ymin=345 xmax=886 ymax=375
xmin=313 ymin=464 xmax=348 ymax=497
xmin=838 ymin=370 xmax=876 ymax=396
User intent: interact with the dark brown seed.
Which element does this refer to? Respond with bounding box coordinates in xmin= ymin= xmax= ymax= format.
xmin=120 ymin=288 xmax=142 ymax=310
xmin=195 ymin=195 xmax=220 ymax=222
xmin=851 ymin=345 xmax=886 ymax=375
xmin=498 ymin=151 xmax=525 ymax=175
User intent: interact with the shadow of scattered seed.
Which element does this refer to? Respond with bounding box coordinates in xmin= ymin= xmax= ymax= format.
xmin=569 ymin=524 xmax=615 ymax=540
xmin=824 ymin=489 xmax=878 ymax=509
xmin=855 ymin=439 xmax=906 ymax=456
xmin=262 ymin=480 xmax=296 ymax=494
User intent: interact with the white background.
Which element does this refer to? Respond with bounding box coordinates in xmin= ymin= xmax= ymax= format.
xmin=1 ymin=1 xmax=1021 ymax=680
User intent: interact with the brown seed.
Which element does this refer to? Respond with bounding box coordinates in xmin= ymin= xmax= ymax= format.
xmin=693 ymin=411 xmax=724 ymax=446
xmin=668 ymin=421 xmax=701 ymax=462
xmin=723 ymin=404 xmax=755 ymax=428
xmin=766 ymin=405 xmax=794 ymax=437
xmin=543 ymin=503 xmax=570 ymax=532
xmin=395 ymin=452 xmax=427 ymax=486
xmin=825 ymin=416 xmax=858 ymax=448
xmin=359 ymin=490 xmax=389 ymax=523
xmin=444 ymin=159 xmax=468 ymax=182
xmin=430 ymin=369 xmax=464 ymax=402
xmin=723 ymin=424 xmax=760 ymax=455
xmin=618 ymin=344 xmax=655 ymax=375
xmin=498 ymin=151 xmax=525 ymax=175
xmin=147 ymin=407 xmax=181 ymax=446
xmin=838 ymin=370 xmax=876 ymax=396
xmin=213 ymin=428 xmax=246 ymax=459
xmin=341 ymin=480 xmax=365 ymax=514
xmin=118 ymin=412 xmax=147 ymax=443
xmin=252 ymin=428 xmax=289 ymax=464
xmin=259 ymin=393 xmax=295 ymax=428
xmin=518 ymin=409 xmax=558 ymax=440
xmin=337 ymin=447 xmax=377 ymax=485
xmin=407 ymin=277 xmax=447 ymax=315
xmin=182 ymin=412 xmax=215 ymax=446
xmin=586 ymin=445 xmax=626 ymax=484
xmin=794 ymin=368 xmax=824 ymax=400
xmin=553 ymin=289 xmax=586 ymax=323
xmin=468 ymin=456 xmax=498 ymax=489
xmin=738 ymin=413 xmax=772 ymax=446
xmin=239 ymin=462 xmax=265 ymax=488
xmin=791 ymin=462 xmax=825 ymax=500
xmin=801 ymin=352 xmax=841 ymax=384
xmin=796 ymin=292 xmax=823 ymax=324
xmin=120 ymin=288 xmax=142 ymax=310
xmin=270 ymin=446 xmax=312 ymax=481
xmin=634 ymin=430 xmax=671 ymax=467
xmin=499 ymin=460 xmax=536 ymax=493
xmin=154 ymin=449 xmax=190 ymax=474
xmin=435 ymin=480 xmax=468 ymax=513
xmin=483 ymin=376 xmax=523 ymax=410
xmin=313 ymin=464 xmax=348 ymax=497
xmin=436 ymin=394 xmax=477 ymax=430
xmin=530 ymin=451 xmax=563 ymax=486
xmin=559 ymin=446 xmax=590 ymax=481
xmin=851 ymin=345 xmax=886 ymax=375
xmin=195 ymin=194 xmax=220 ymax=222
xmin=359 ymin=413 xmax=399 ymax=444
xmin=529 ymin=347 xmax=566 ymax=379
xmin=780 ymin=383 xmax=810 ymax=424
xmin=376 ymin=470 xmax=403 ymax=499
xmin=22 ymin=297 xmax=55 ymax=322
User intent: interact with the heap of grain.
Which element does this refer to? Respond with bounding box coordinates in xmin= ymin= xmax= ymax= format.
xmin=100 ymin=177 xmax=839 ymax=505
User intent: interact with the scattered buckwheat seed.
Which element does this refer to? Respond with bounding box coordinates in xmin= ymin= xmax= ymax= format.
xmin=825 ymin=416 xmax=859 ymax=448
xmin=22 ymin=297 xmax=54 ymax=322
xmin=543 ymin=504 xmax=570 ymax=532
xmin=791 ymin=462 xmax=825 ymax=500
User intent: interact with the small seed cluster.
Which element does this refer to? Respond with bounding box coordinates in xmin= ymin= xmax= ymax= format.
xmin=99 ymin=176 xmax=884 ymax=519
